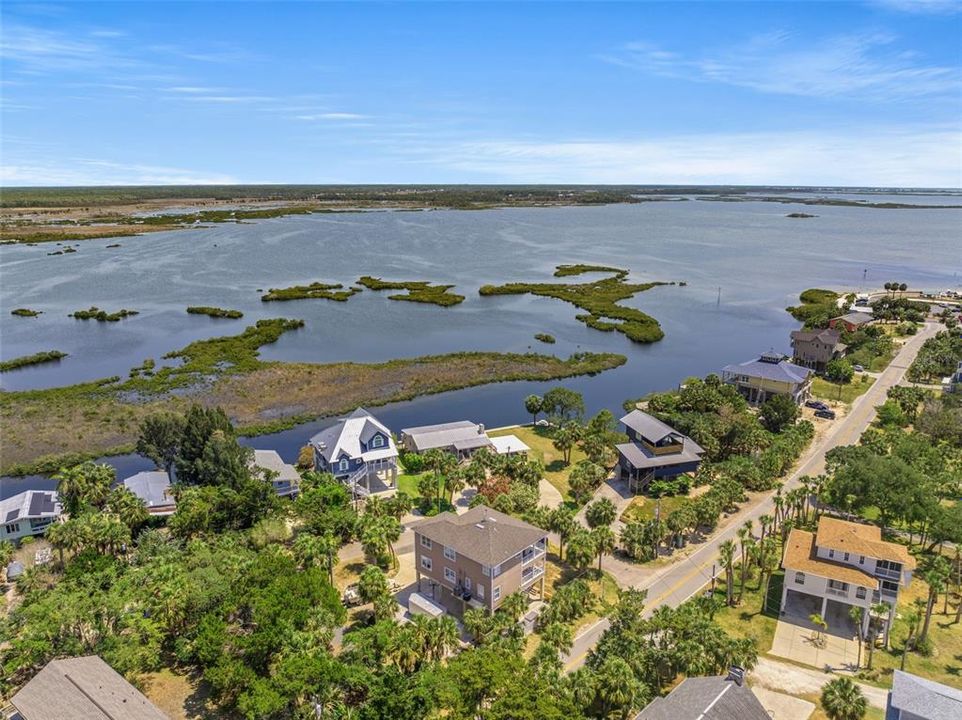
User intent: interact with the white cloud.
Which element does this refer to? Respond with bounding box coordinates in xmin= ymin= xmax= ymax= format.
xmin=870 ymin=0 xmax=962 ymax=13
xmin=0 ymin=158 xmax=238 ymax=186
xmin=294 ymin=112 xmax=370 ymax=121
xmin=601 ymin=31 xmax=960 ymax=100
xmin=404 ymin=126 xmax=962 ymax=187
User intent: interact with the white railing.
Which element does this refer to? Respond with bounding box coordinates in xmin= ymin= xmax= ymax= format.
xmin=343 ymin=465 xmax=370 ymax=497
xmin=521 ymin=565 xmax=545 ymax=586
xmin=826 ymin=587 xmax=848 ymax=598
xmin=522 ymin=547 xmax=546 ymax=565
xmin=874 ymin=567 xmax=901 ymax=581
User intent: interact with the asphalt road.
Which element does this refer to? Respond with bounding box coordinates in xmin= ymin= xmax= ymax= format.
xmin=563 ymin=322 xmax=941 ymax=670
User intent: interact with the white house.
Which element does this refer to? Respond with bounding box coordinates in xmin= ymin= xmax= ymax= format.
xmin=781 ymin=516 xmax=915 ymax=642
xmin=0 ymin=490 xmax=62 ymax=543
xmin=310 ymin=407 xmax=398 ymax=498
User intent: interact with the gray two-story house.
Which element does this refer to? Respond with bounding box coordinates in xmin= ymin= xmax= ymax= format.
xmin=310 ymin=407 xmax=398 ymax=498
xmin=790 ymin=327 xmax=846 ymax=373
xmin=0 ymin=490 xmax=62 ymax=544
xmin=616 ymin=410 xmax=704 ymax=493
xmin=413 ymin=505 xmax=547 ymax=616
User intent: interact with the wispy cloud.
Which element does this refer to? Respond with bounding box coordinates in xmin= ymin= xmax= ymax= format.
xmin=870 ymin=0 xmax=962 ymax=14
xmin=294 ymin=112 xmax=370 ymax=121
xmin=402 ymin=126 xmax=962 ymax=187
xmin=0 ymin=23 xmax=123 ymax=72
xmin=0 ymin=158 xmax=238 ymax=186
xmin=600 ymin=30 xmax=960 ymax=100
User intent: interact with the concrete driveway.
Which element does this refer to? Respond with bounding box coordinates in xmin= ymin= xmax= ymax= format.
xmin=770 ymin=619 xmax=862 ymax=672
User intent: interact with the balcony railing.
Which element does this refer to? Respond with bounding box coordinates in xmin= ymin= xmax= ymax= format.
xmin=521 ymin=565 xmax=545 ymax=586
xmin=826 ymin=587 xmax=849 ymax=598
xmin=522 ymin=547 xmax=546 ymax=565
xmin=874 ymin=567 xmax=902 ymax=581
xmin=872 ymin=589 xmax=898 ymax=604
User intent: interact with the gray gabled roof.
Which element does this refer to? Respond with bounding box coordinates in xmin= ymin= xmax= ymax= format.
xmin=310 ymin=407 xmax=396 ymax=463
xmin=791 ymin=327 xmax=842 ymax=345
xmin=620 ymin=410 xmax=681 ymax=444
xmin=412 ymin=505 xmax=546 ymax=566
xmin=123 ymin=471 xmax=175 ymax=510
xmin=833 ymin=312 xmax=874 ymax=326
xmin=722 ymin=355 xmax=813 ymax=384
xmin=251 ymin=449 xmax=301 ymax=482
xmin=887 ymin=670 xmax=962 ymax=720
xmin=400 ymin=420 xmax=492 ymax=453
xmin=616 ymin=441 xmax=704 ymax=470
xmin=634 ymin=676 xmax=770 ymax=720
xmin=11 ymin=655 xmax=168 ymax=720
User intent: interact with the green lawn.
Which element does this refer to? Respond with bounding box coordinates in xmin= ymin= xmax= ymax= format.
xmin=619 ymin=494 xmax=691 ymax=524
xmin=811 ymin=374 xmax=875 ymax=404
xmin=707 ymin=568 xmax=783 ymax=655
xmin=488 ymin=424 xmax=589 ymax=501
xmin=397 ymin=471 xmax=432 ymax=497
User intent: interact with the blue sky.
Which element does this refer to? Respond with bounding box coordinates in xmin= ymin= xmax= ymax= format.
xmin=2 ymin=1 xmax=960 ymax=187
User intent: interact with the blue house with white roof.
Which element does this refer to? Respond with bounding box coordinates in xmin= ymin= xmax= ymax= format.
xmin=310 ymin=407 xmax=398 ymax=497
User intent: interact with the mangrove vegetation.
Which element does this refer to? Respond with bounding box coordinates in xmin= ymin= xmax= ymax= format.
xmin=10 ymin=308 xmax=42 ymax=317
xmin=357 ymin=276 xmax=466 ymax=306
xmin=186 ymin=305 xmax=244 ymax=319
xmin=70 ymin=306 xmax=140 ymax=322
xmin=0 ymin=350 xmax=68 ymax=373
xmin=261 ymin=282 xmax=361 ymax=302
xmin=480 ymin=264 xmax=668 ymax=343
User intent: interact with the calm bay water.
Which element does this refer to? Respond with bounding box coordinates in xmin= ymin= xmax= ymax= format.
xmin=2 ymin=195 xmax=959 ymax=497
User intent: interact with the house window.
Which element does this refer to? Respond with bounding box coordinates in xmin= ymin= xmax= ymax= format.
xmin=444 ymin=567 xmax=456 ymax=584
xmin=795 ymin=572 xmax=805 ymax=585
xmin=338 ymin=458 xmax=350 ymax=472
xmin=482 ymin=565 xmax=490 ymax=577
xmin=843 ymin=552 xmax=850 ymax=562
xmin=4 ymin=523 xmax=19 ymax=535
xmin=464 ymin=577 xmax=472 ymax=591
xmin=477 ymin=584 xmax=485 ymax=599
xmin=371 ymin=435 xmax=384 ymax=449
xmin=828 ymin=580 xmax=849 ymax=592
xmin=420 ymin=556 xmax=433 ymax=571
xmin=856 ymin=587 xmax=867 ymax=599
xmin=859 ymin=556 xmax=865 ymax=565
xmin=877 ymin=560 xmax=903 ymax=574
xmin=492 ymin=564 xmax=502 ymax=578
xmin=881 ymin=580 xmax=900 ymax=594
xmin=443 ymin=546 xmax=456 ymax=561
xmin=493 ymin=585 xmax=502 ymax=601
xmin=420 ymin=535 xmax=432 ymax=549
xmin=828 ymin=549 xmax=835 ymax=559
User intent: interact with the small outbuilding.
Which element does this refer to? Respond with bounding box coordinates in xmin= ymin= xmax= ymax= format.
xmin=123 ymin=470 xmax=176 ymax=516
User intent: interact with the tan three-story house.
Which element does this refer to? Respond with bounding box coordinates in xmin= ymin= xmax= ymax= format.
xmin=413 ymin=505 xmax=547 ymax=615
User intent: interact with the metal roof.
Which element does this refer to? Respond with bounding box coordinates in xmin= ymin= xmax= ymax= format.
xmin=251 ymin=449 xmax=301 ymax=482
xmin=122 ymin=471 xmax=175 ymax=511
xmin=0 ymin=490 xmax=62 ymax=524
xmin=620 ymin=410 xmax=682 ymax=444
xmin=722 ymin=355 xmax=813 ymax=384
xmin=490 ymin=434 xmax=531 ymax=455
xmin=616 ymin=441 xmax=704 ymax=470
xmin=888 ymin=671 xmax=962 ymax=720
xmin=10 ymin=655 xmax=168 ymax=720
xmin=310 ymin=407 xmax=397 ymax=463
xmin=412 ymin=505 xmax=546 ymax=566
xmin=400 ymin=420 xmax=492 ymax=452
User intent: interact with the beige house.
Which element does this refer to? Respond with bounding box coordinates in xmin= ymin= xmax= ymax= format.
xmin=780 ymin=517 xmax=915 ymax=642
xmin=412 ymin=505 xmax=547 ymax=615
xmin=721 ymin=352 xmax=814 ymax=405
xmin=790 ymin=327 xmax=846 ymax=373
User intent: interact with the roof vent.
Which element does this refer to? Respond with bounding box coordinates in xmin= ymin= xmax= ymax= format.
xmin=759 ymin=351 xmax=783 ymax=364
xmin=475 ymin=522 xmax=486 ymax=529
xmin=727 ymin=666 xmax=745 ymax=686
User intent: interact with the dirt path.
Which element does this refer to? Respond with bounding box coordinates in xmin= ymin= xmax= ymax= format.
xmin=752 ymin=656 xmax=889 ymax=709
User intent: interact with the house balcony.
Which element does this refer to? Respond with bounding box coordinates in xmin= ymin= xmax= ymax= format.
xmin=872 ymin=589 xmax=898 ymax=605
xmin=826 ymin=587 xmax=849 ymax=599
xmin=521 ymin=546 xmax=546 ymax=565
xmin=874 ymin=567 xmax=902 ymax=581
xmin=521 ymin=565 xmax=545 ymax=587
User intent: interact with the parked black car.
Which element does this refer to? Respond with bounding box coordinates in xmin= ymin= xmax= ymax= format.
xmin=805 ymin=400 xmax=830 ymax=411
xmin=814 ymin=409 xmax=836 ymax=420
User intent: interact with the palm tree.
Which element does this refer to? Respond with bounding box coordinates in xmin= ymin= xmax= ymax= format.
xmin=900 ymin=605 xmax=922 ymax=671
xmin=463 ymin=608 xmax=490 ymax=644
xmin=54 ymin=462 xmax=114 ymax=516
xmin=849 ymin=606 xmax=864 ymax=670
xmin=499 ymin=591 xmax=528 ymax=623
xmin=540 ymin=622 xmax=573 ymax=657
xmin=428 ymin=615 xmax=459 ymax=660
xmin=106 ymin=486 xmax=149 ymax=532
xmin=718 ymin=539 xmax=735 ymax=607
xmin=565 ymin=528 xmax=596 ymax=572
xmin=44 ymin=521 xmax=69 ymax=566
xmin=719 ymin=539 xmax=736 ymax=607
xmin=867 ymin=601 xmax=891 ymax=668
xmin=597 ymin=656 xmax=640 ymax=720
xmin=821 ymin=677 xmax=867 ymax=720
xmin=549 ymin=507 xmax=576 ymax=561
xmin=809 ymin=613 xmax=828 ymax=647
xmin=920 ymin=556 xmax=951 ymax=642
xmin=758 ymin=539 xmax=779 ymax=611
xmin=552 ymin=422 xmax=581 ymax=466
xmin=591 ymin=526 xmax=615 ymax=574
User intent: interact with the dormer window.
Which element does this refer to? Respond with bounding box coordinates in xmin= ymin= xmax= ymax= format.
xmin=338 ymin=458 xmax=350 ymax=472
xmin=371 ymin=435 xmax=385 ymax=449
